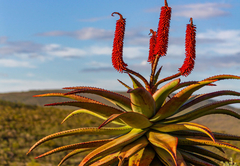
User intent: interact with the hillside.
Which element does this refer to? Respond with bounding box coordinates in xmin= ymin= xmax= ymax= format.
xmin=0 ymin=90 xmax=240 ymax=165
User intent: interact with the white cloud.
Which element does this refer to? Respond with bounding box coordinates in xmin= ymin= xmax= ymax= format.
xmin=36 ymin=27 xmax=113 ymax=40
xmin=197 ymin=29 xmax=240 ymax=55
xmin=89 ymin=46 xmax=112 ymax=55
xmin=0 ymin=41 xmax=43 ymax=56
xmin=123 ymin=46 xmax=148 ymax=59
xmin=173 ymin=3 xmax=231 ymax=19
xmin=43 ymin=44 xmax=87 ymax=58
xmin=0 ymin=59 xmax=35 ymax=68
xmin=146 ymin=2 xmax=231 ymax=19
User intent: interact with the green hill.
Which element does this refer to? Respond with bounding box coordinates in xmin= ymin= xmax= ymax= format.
xmin=0 ymin=90 xmax=240 ymax=165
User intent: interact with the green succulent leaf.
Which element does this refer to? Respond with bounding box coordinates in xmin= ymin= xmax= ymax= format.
xmin=177 ymin=90 xmax=240 ymax=114
xmin=34 ymin=93 xmax=100 ymax=103
xmin=178 ymin=145 xmax=229 ymax=162
xmin=98 ymin=112 xmax=152 ymax=129
xmin=153 ymin=72 xmax=181 ymax=91
xmin=164 ymin=100 xmax=240 ymax=124
xmin=45 ymin=101 xmax=126 ymax=122
xmin=171 ymin=130 xmax=240 ymax=141
xmin=147 ymin=131 xmax=178 ymax=166
xmin=128 ymin=73 xmax=144 ymax=88
xmin=151 ymin=80 xmax=217 ymax=122
xmin=118 ymin=136 xmax=149 ymax=166
xmin=178 ymin=137 xmax=240 ymax=152
xmin=213 ymin=132 xmax=240 ymax=141
xmin=61 ymin=109 xmax=124 ymax=125
xmin=180 ymin=150 xmax=217 ymax=166
xmin=129 ymin=146 xmax=155 ymax=166
xmin=63 ymin=86 xmax=132 ymax=112
xmin=79 ymin=128 xmax=147 ymax=166
xmin=35 ymin=139 xmax=112 ymax=159
xmin=58 ymin=148 xmax=93 ymax=166
xmin=170 ymin=81 xmax=216 ymax=96
xmin=153 ymin=78 xmax=180 ymax=111
xmin=118 ymin=79 xmax=132 ymax=90
xmin=151 ymin=122 xmax=215 ymax=142
xmin=27 ymin=126 xmax=132 ymax=154
xmin=203 ymin=74 xmax=240 ymax=81
xmin=176 ymin=150 xmax=187 ymax=166
xmin=89 ymin=150 xmax=120 ymax=166
xmin=128 ymin=87 xmax=155 ymax=118
xmin=153 ymin=146 xmax=177 ymax=166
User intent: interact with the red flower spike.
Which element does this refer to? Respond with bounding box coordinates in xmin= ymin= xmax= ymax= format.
xmin=179 ymin=18 xmax=196 ymax=77
xmin=111 ymin=12 xmax=128 ymax=73
xmin=148 ymin=29 xmax=157 ymax=63
xmin=154 ymin=0 xmax=172 ymax=56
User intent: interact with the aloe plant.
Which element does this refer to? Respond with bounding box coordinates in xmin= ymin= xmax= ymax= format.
xmin=27 ymin=0 xmax=240 ymax=165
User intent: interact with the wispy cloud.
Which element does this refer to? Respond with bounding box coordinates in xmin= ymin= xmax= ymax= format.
xmin=0 ymin=59 xmax=35 ymax=68
xmin=0 ymin=40 xmax=43 ymax=57
xmin=197 ymin=29 xmax=240 ymax=55
xmin=146 ymin=2 xmax=231 ymax=19
xmin=0 ymin=39 xmax=88 ymax=60
xmin=173 ymin=3 xmax=231 ymax=19
xmin=35 ymin=27 xmax=149 ymax=46
xmin=36 ymin=27 xmax=114 ymax=40
xmin=196 ymin=53 xmax=240 ymax=71
xmin=43 ymin=44 xmax=87 ymax=58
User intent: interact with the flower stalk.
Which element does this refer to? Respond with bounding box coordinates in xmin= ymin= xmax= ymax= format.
xmin=154 ymin=0 xmax=172 ymax=57
xmin=111 ymin=12 xmax=128 ymax=73
xmin=148 ymin=29 xmax=157 ymax=64
xmin=179 ymin=17 xmax=196 ymax=76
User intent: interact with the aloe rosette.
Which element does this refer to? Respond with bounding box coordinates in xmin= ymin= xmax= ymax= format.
xmin=27 ymin=0 xmax=240 ymax=165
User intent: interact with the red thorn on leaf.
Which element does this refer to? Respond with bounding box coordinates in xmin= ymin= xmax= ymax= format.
xmin=111 ymin=12 xmax=128 ymax=73
xmin=154 ymin=2 xmax=172 ymax=56
xmin=148 ymin=29 xmax=157 ymax=63
xmin=179 ymin=17 xmax=196 ymax=77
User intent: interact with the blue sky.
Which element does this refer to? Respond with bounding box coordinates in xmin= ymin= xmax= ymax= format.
xmin=0 ymin=0 xmax=240 ymax=101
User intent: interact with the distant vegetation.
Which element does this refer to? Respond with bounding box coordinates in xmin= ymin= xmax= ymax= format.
xmin=0 ymin=99 xmax=113 ymax=165
xmin=0 ymin=90 xmax=239 ymax=165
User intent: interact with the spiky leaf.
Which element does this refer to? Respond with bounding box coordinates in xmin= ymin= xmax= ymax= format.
xmin=151 ymin=80 xmax=217 ymax=122
xmin=63 ymin=86 xmax=132 ymax=112
xmin=129 ymin=146 xmax=155 ymax=166
xmin=147 ymin=131 xmax=178 ymax=165
xmin=118 ymin=136 xmax=149 ymax=165
xmin=151 ymin=122 xmax=215 ymax=142
xmin=79 ymin=128 xmax=147 ymax=166
xmin=27 ymin=126 xmax=131 ymax=154
xmin=153 ymin=78 xmax=180 ymax=111
xmin=62 ymin=109 xmax=124 ymax=125
xmin=128 ymin=88 xmax=155 ymax=118
xmin=98 ymin=112 xmax=152 ymax=129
